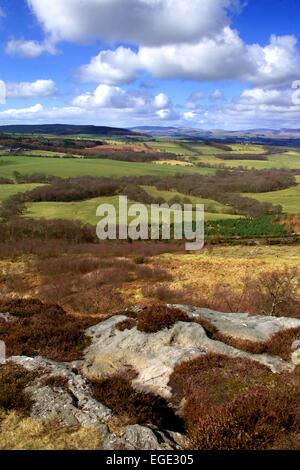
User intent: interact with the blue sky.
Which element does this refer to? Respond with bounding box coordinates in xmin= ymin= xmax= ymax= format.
xmin=0 ymin=0 xmax=300 ymax=129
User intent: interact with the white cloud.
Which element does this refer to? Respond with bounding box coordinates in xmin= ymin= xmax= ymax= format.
xmin=184 ymin=102 xmax=197 ymax=109
xmin=70 ymin=84 xmax=178 ymax=121
xmin=210 ymin=89 xmax=224 ymax=101
xmin=154 ymin=93 xmax=170 ymax=109
xmin=207 ymin=86 xmax=300 ymax=129
xmin=5 ymin=38 xmax=58 ymax=59
xmin=245 ymin=35 xmax=300 ymax=87
xmin=0 ymin=104 xmax=44 ymax=119
xmin=6 ymin=80 xmax=57 ymax=98
xmin=77 ymin=29 xmax=300 ymax=88
xmin=27 ymin=0 xmax=240 ymax=46
xmin=138 ymin=29 xmax=300 ymax=87
xmin=236 ymin=88 xmax=293 ymax=107
xmin=76 ymin=47 xmax=140 ymax=84
xmin=2 ymin=84 xmax=300 ymax=129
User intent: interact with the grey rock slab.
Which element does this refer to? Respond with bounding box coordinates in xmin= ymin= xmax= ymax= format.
xmin=0 ymin=312 xmax=14 ymax=322
xmin=82 ymin=312 xmax=295 ymax=399
xmin=8 ymin=355 xmax=112 ymax=427
xmin=172 ymin=304 xmax=300 ymax=342
xmin=102 ymin=424 xmax=174 ymax=450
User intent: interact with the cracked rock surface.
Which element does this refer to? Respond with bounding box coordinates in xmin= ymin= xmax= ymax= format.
xmin=8 ymin=355 xmax=183 ymax=450
xmin=6 ymin=305 xmax=300 ymax=450
xmin=82 ymin=306 xmax=300 ymax=398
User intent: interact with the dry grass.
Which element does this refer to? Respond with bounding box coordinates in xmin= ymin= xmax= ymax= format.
xmin=0 ymin=411 xmax=103 ymax=450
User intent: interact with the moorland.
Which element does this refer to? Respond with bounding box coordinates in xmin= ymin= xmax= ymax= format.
xmin=0 ymin=125 xmax=299 ymax=450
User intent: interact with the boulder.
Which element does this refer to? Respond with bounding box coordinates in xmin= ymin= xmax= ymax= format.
xmin=6 ymin=304 xmax=300 ymax=450
xmin=82 ymin=306 xmax=300 ymax=398
xmin=7 ymin=355 xmax=184 ymax=450
xmin=175 ymin=304 xmax=300 ymax=342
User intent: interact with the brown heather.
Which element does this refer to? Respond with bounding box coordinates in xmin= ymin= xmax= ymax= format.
xmin=169 ymin=354 xmax=300 ymax=450
xmin=0 ymin=298 xmax=96 ymax=361
xmin=91 ymin=372 xmax=184 ymax=431
xmin=0 ymin=363 xmax=40 ymax=414
xmin=117 ymin=304 xmax=190 ymax=333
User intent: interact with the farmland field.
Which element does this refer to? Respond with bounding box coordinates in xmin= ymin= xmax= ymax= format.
xmin=0 ymin=155 xmax=214 ymax=179
xmin=244 ymin=175 xmax=300 ymax=214
xmin=1 ymin=135 xmax=299 ymax=226
xmin=26 ymin=196 xmax=240 ymax=225
xmin=147 ymin=140 xmax=300 ymax=170
xmin=0 ymin=183 xmax=45 ymax=202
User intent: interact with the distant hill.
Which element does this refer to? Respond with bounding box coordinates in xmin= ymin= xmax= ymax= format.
xmin=0 ymin=124 xmax=145 ymax=137
xmin=131 ymin=126 xmax=300 ymax=146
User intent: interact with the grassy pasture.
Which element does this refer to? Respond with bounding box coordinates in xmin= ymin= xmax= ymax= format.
xmin=146 ymin=141 xmax=228 ymax=156
xmin=0 ymin=155 xmax=215 ymax=179
xmin=0 ymin=183 xmax=45 ymax=202
xmin=195 ymin=150 xmax=300 ymax=170
xmin=243 ymin=175 xmax=300 ymax=214
xmin=142 ymin=185 xmax=230 ymax=213
xmin=146 ymin=141 xmax=300 ymax=170
xmin=26 ymin=195 xmax=240 ymax=225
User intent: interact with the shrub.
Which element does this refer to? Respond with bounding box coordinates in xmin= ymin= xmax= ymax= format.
xmin=116 ymin=318 xmax=136 ymax=331
xmin=40 ymin=375 xmax=69 ymax=391
xmin=243 ymin=266 xmax=300 ymax=316
xmin=0 ymin=298 xmax=96 ymax=361
xmin=91 ymin=373 xmax=183 ymax=431
xmin=169 ymin=354 xmax=300 ymax=450
xmin=0 ymin=363 xmax=39 ymax=414
xmin=136 ymin=305 xmax=190 ymax=333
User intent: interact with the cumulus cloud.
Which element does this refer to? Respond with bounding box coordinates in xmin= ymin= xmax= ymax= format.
xmin=77 ymin=29 xmax=300 ymax=88
xmin=71 ymin=84 xmax=177 ymax=120
xmin=210 ymin=89 xmax=224 ymax=101
xmin=207 ymin=85 xmax=300 ymax=129
xmin=2 ymin=84 xmax=300 ymax=129
xmin=76 ymin=47 xmax=140 ymax=84
xmin=236 ymin=87 xmax=293 ymax=107
xmin=5 ymin=38 xmax=58 ymax=58
xmin=0 ymin=103 xmax=44 ymax=119
xmin=245 ymin=35 xmax=300 ymax=87
xmin=6 ymin=80 xmax=57 ymax=98
xmin=27 ymin=0 xmax=240 ymax=47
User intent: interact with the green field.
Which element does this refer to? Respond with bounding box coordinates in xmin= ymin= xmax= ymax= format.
xmin=146 ymin=141 xmax=227 ymax=156
xmin=142 ymin=185 xmax=229 ymax=212
xmin=0 ymin=183 xmax=45 ymax=202
xmin=243 ymin=175 xmax=300 ymax=214
xmin=0 ymin=155 xmax=215 ymax=179
xmin=1 ymin=139 xmax=299 ymax=224
xmin=26 ymin=196 xmax=239 ymax=225
xmin=146 ymin=141 xmax=300 ymax=170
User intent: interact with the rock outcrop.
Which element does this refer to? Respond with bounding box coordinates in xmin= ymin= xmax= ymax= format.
xmin=82 ymin=305 xmax=300 ymax=398
xmin=7 ymin=355 xmax=183 ymax=450
xmin=6 ymin=305 xmax=300 ymax=450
